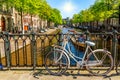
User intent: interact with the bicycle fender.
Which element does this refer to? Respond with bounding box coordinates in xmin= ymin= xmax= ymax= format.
xmin=92 ymin=49 xmax=111 ymax=55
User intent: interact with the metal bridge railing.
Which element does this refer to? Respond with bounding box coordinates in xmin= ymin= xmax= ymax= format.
xmin=0 ymin=30 xmax=119 ymax=70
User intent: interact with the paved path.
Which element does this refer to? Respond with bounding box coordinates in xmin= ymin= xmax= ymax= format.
xmin=0 ymin=70 xmax=120 ymax=80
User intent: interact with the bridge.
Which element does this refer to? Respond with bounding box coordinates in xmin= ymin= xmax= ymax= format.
xmin=0 ymin=28 xmax=119 ymax=70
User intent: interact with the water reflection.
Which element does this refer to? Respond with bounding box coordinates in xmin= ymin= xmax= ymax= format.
xmin=61 ymin=28 xmax=84 ymax=65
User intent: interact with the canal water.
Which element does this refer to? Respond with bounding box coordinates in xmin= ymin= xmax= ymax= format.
xmin=62 ymin=28 xmax=84 ymax=65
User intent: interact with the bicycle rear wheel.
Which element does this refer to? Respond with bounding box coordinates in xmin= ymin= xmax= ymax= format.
xmin=45 ymin=50 xmax=69 ymax=75
xmin=86 ymin=49 xmax=113 ymax=76
xmin=116 ymin=61 xmax=120 ymax=74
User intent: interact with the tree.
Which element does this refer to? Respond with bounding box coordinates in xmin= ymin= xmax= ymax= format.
xmin=72 ymin=0 xmax=120 ymax=28
xmin=1 ymin=0 xmax=62 ymax=29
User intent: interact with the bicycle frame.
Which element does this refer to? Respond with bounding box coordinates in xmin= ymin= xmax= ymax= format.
xmin=53 ymin=34 xmax=99 ymax=67
xmin=45 ymin=33 xmax=113 ymax=76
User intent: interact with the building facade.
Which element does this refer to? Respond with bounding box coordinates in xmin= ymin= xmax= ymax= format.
xmin=0 ymin=5 xmax=54 ymax=33
xmin=0 ymin=5 xmax=13 ymax=32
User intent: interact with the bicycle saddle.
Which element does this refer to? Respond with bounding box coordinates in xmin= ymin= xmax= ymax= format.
xmin=85 ymin=41 xmax=95 ymax=46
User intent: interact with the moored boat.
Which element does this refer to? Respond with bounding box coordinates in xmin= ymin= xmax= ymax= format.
xmin=68 ymin=29 xmax=86 ymax=50
xmin=70 ymin=36 xmax=85 ymax=49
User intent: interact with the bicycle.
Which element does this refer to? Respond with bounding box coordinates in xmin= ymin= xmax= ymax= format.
xmin=45 ymin=32 xmax=114 ymax=76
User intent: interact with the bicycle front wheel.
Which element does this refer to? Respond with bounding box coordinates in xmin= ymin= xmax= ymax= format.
xmin=86 ymin=49 xmax=113 ymax=76
xmin=45 ymin=49 xmax=69 ymax=75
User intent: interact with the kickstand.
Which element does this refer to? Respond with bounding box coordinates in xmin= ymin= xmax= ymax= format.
xmin=77 ymin=66 xmax=82 ymax=74
xmin=33 ymin=75 xmax=39 ymax=79
xmin=102 ymin=75 xmax=111 ymax=80
xmin=33 ymin=70 xmax=43 ymax=79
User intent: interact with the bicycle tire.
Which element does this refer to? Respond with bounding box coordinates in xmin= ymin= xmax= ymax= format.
xmin=116 ymin=61 xmax=120 ymax=74
xmin=45 ymin=49 xmax=69 ymax=75
xmin=86 ymin=49 xmax=113 ymax=76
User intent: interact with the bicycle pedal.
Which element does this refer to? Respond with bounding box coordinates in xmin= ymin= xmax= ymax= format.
xmin=77 ymin=72 xmax=80 ymax=75
xmin=80 ymin=66 xmax=86 ymax=70
xmin=71 ymin=71 xmax=74 ymax=73
xmin=83 ymin=66 xmax=86 ymax=70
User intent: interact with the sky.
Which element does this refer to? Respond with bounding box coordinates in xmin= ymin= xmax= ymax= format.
xmin=46 ymin=0 xmax=96 ymax=19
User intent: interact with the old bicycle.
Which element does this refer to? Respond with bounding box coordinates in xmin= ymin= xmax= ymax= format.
xmin=45 ymin=32 xmax=114 ymax=76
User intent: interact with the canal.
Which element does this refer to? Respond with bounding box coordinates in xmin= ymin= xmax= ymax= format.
xmin=62 ymin=27 xmax=85 ymax=65
xmin=61 ymin=27 xmax=120 ymax=66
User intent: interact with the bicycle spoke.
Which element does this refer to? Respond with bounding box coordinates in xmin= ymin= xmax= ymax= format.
xmin=86 ymin=50 xmax=113 ymax=76
xmin=101 ymin=53 xmax=108 ymax=62
xmin=45 ymin=50 xmax=68 ymax=75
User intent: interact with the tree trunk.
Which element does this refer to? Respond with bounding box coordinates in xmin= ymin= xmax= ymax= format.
xmin=21 ymin=8 xmax=23 ymax=31
xmin=30 ymin=15 xmax=33 ymax=31
xmin=119 ymin=5 xmax=120 ymax=25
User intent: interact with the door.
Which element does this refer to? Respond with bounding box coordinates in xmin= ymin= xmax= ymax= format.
xmin=1 ymin=16 xmax=6 ymax=31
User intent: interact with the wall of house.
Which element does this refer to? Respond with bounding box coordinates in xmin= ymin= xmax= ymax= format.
xmin=0 ymin=6 xmax=55 ymax=33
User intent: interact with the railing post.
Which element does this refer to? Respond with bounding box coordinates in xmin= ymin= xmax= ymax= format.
xmin=31 ymin=32 xmax=36 ymax=70
xmin=85 ymin=30 xmax=90 ymax=41
xmin=58 ymin=32 xmax=62 ymax=45
xmin=112 ymin=29 xmax=118 ymax=67
xmin=3 ymin=32 xmax=11 ymax=69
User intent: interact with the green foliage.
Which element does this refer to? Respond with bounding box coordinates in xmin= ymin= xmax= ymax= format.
xmin=49 ymin=8 xmax=62 ymax=24
xmin=72 ymin=0 xmax=119 ymax=24
xmin=0 ymin=0 xmax=62 ymax=25
xmin=0 ymin=0 xmax=14 ymax=11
